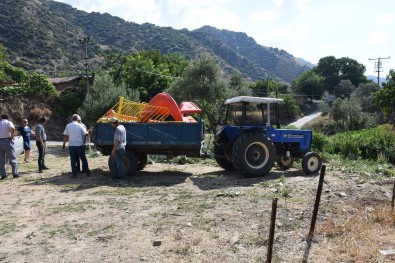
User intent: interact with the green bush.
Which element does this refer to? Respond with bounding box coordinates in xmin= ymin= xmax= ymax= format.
xmin=22 ymin=73 xmax=57 ymax=95
xmin=326 ymin=125 xmax=395 ymax=163
xmin=0 ymin=62 xmax=57 ymax=97
xmin=58 ymin=91 xmax=83 ymax=117
xmin=311 ymin=132 xmax=329 ymax=152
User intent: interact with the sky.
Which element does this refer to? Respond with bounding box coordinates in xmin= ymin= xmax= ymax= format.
xmin=56 ymin=0 xmax=394 ymax=77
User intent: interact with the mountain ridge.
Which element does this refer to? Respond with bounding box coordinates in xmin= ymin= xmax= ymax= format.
xmin=0 ymin=0 xmax=311 ymax=83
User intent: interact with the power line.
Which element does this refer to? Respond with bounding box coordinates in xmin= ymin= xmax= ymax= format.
xmin=369 ymin=56 xmax=390 ymax=85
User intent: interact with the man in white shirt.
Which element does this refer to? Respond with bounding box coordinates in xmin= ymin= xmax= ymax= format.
xmin=62 ymin=114 xmax=90 ymax=178
xmin=0 ymin=114 xmax=19 ymax=179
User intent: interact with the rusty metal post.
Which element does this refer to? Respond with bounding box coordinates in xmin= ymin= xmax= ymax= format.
xmin=308 ymin=165 xmax=326 ymax=239
xmin=391 ymin=178 xmax=395 ymax=211
xmin=267 ymin=197 xmax=278 ymax=263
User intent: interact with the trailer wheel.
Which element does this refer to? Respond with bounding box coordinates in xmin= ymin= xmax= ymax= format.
xmin=108 ymin=150 xmax=138 ymax=176
xmin=214 ymin=144 xmax=236 ymax=171
xmin=138 ymin=154 xmax=148 ymax=170
xmin=276 ymin=156 xmax=294 ymax=170
xmin=302 ymin=152 xmax=322 ymax=174
xmin=232 ymin=133 xmax=275 ymax=177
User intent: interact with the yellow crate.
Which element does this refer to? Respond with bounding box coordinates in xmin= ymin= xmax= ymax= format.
xmin=98 ymin=97 xmax=171 ymax=123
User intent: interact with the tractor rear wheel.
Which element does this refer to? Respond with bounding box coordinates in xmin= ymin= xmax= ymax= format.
xmin=276 ymin=156 xmax=294 ymax=170
xmin=232 ymin=133 xmax=275 ymax=177
xmin=214 ymin=144 xmax=236 ymax=171
xmin=302 ymin=152 xmax=322 ymax=174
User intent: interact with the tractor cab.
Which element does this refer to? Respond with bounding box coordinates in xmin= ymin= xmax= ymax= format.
xmin=224 ymin=96 xmax=283 ymax=127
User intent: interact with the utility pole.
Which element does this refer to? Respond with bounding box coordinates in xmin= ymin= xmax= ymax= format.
xmin=369 ymin=56 xmax=390 ymax=86
xmin=79 ymin=36 xmax=90 ymax=93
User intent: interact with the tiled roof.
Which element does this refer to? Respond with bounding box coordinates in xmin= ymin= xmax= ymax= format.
xmin=49 ymin=76 xmax=80 ymax=84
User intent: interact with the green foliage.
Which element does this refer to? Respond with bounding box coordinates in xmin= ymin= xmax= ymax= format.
xmin=291 ymin=70 xmax=324 ymax=99
xmin=249 ymin=79 xmax=286 ymax=97
xmin=168 ymin=53 xmax=251 ymax=133
xmin=373 ymin=70 xmax=395 ymax=122
xmin=58 ymin=91 xmax=83 ymax=117
xmin=279 ymin=94 xmax=301 ymax=121
xmin=351 ymin=82 xmax=380 ymax=113
xmin=0 ymin=43 xmax=7 ymax=61
xmin=333 ymin=79 xmax=355 ymax=98
xmin=78 ymin=72 xmax=139 ymax=125
xmin=326 ymin=125 xmax=395 ymax=163
xmin=0 ymin=61 xmax=26 ymax=82
xmin=229 ymin=74 xmax=244 ymax=90
xmin=313 ymin=56 xmax=368 ymax=94
xmin=167 ymin=54 xmax=227 ymax=133
xmin=107 ymin=50 xmax=188 ymax=102
xmin=22 ymin=72 xmax=57 ymax=95
xmin=249 ymin=79 xmax=269 ymax=97
xmin=329 ymin=97 xmax=379 ymax=131
xmin=311 ymin=132 xmax=330 ymax=152
xmin=0 ymin=61 xmax=57 ymax=96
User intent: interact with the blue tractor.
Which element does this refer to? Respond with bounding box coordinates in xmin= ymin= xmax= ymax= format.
xmin=214 ymin=96 xmax=322 ymax=177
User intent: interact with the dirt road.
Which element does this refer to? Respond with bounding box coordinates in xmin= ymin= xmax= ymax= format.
xmin=289 ymin=112 xmax=322 ymax=128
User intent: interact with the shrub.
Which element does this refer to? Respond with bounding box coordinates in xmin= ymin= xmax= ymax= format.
xmin=29 ymin=107 xmax=52 ymax=122
xmin=58 ymin=91 xmax=83 ymax=117
xmin=327 ymin=125 xmax=395 ymax=163
xmin=311 ymin=131 xmax=329 ymax=152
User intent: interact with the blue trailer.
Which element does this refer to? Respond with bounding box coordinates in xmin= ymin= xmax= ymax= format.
xmin=93 ymin=121 xmax=205 ymax=175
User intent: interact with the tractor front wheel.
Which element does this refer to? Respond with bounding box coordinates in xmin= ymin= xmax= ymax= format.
xmin=302 ymin=152 xmax=322 ymax=174
xmin=276 ymin=156 xmax=294 ymax=170
xmin=232 ymin=133 xmax=275 ymax=177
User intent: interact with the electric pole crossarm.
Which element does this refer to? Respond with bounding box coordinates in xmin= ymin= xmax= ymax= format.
xmin=369 ymin=56 xmax=390 ymax=85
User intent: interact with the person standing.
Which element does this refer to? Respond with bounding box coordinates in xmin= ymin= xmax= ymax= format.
xmin=109 ymin=117 xmax=127 ymax=179
xmin=75 ymin=115 xmax=87 ymax=173
xmin=35 ymin=117 xmax=49 ymax=173
xmin=17 ymin=118 xmax=31 ymax=162
xmin=62 ymin=114 xmax=90 ymax=178
xmin=0 ymin=114 xmax=19 ymax=179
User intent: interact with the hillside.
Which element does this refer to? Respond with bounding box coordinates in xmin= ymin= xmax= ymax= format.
xmin=0 ymin=0 xmax=310 ymax=83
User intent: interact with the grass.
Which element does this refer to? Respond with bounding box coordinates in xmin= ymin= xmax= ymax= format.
xmin=315 ymin=205 xmax=395 ymax=262
xmin=257 ymin=175 xmax=293 ymax=199
xmin=326 ymin=155 xmax=395 ymax=178
xmin=0 ymin=223 xmax=18 ymax=236
xmin=48 ymin=200 xmax=99 ymax=214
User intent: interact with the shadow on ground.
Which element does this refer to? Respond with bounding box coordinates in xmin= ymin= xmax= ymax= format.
xmin=189 ymin=168 xmax=317 ymax=190
xmin=23 ymin=167 xmax=193 ymax=192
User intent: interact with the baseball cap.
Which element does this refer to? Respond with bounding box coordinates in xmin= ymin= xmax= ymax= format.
xmin=109 ymin=117 xmax=118 ymax=123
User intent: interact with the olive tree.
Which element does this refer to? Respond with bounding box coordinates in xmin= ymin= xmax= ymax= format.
xmin=167 ymin=53 xmax=251 ymax=133
xmin=78 ymin=72 xmax=139 ymax=125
